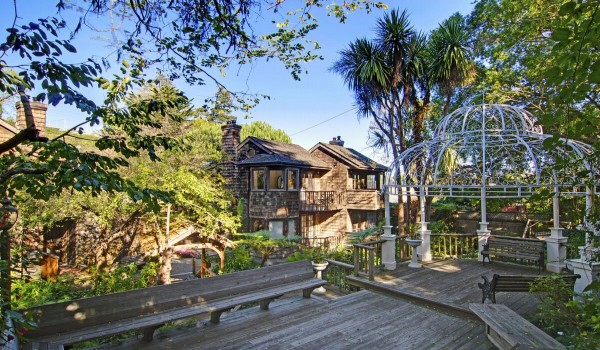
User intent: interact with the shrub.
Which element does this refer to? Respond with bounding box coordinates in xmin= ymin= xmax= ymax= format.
xmin=220 ymin=246 xmax=258 ymax=274
xmin=531 ymin=277 xmax=600 ymax=348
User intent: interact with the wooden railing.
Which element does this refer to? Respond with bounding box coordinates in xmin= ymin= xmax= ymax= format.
xmin=300 ymin=191 xmax=345 ymax=211
xmin=430 ymin=233 xmax=479 ymax=259
xmin=323 ymin=259 xmax=355 ymax=293
xmin=353 ymin=242 xmax=380 ymax=281
xmin=326 ymin=233 xmax=478 ymax=289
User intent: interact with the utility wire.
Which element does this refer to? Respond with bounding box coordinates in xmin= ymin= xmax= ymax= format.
xmin=290 ymin=107 xmax=356 ymax=136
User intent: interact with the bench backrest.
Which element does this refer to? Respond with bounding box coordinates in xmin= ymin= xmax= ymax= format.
xmin=22 ymin=260 xmax=315 ymax=338
xmin=486 ymin=236 xmax=545 ymax=257
xmin=492 ymin=274 xmax=580 ymax=292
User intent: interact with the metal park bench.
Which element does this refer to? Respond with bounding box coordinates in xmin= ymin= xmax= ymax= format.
xmin=481 ymin=235 xmax=546 ymax=272
xmin=477 ymin=273 xmax=580 ymax=304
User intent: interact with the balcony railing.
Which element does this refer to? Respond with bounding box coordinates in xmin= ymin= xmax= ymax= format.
xmin=345 ymin=189 xmax=383 ymax=210
xmin=300 ymin=191 xmax=345 ymax=211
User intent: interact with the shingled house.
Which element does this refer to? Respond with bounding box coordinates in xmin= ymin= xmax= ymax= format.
xmin=221 ymin=120 xmax=387 ymax=247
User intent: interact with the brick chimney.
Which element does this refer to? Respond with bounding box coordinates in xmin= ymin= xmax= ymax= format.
xmin=221 ymin=119 xmax=242 ymax=195
xmin=329 ymin=136 xmax=344 ymax=147
xmin=15 ymin=100 xmax=47 ymax=137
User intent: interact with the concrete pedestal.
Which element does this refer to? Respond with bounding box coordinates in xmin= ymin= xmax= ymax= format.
xmin=546 ymin=228 xmax=567 ymax=273
xmin=418 ymin=222 xmax=432 ymax=262
xmin=477 ymin=222 xmax=491 ymax=262
xmin=381 ymin=226 xmax=397 ymax=270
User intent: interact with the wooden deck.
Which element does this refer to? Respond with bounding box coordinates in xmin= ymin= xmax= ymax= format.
xmin=99 ymin=259 xmax=550 ymax=350
xmin=348 ymin=259 xmax=549 ymax=318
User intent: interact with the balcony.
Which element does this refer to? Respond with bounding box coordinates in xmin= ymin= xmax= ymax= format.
xmin=300 ymin=191 xmax=345 ymax=212
xmin=345 ymin=189 xmax=383 ymax=210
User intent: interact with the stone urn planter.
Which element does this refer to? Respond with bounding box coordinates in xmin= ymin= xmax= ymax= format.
xmin=311 ymin=260 xmax=329 ymax=294
xmin=406 ymin=239 xmax=422 ymax=268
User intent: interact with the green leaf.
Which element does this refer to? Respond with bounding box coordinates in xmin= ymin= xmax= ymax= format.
xmin=551 ymin=28 xmax=571 ymax=42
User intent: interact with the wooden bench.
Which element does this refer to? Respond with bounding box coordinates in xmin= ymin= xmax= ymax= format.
xmin=481 ymin=235 xmax=546 ymax=271
xmin=469 ymin=303 xmax=565 ymax=349
xmin=477 ymin=273 xmax=580 ymax=303
xmin=21 ymin=260 xmax=325 ymax=349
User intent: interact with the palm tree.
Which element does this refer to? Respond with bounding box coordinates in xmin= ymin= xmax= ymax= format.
xmin=428 ymin=15 xmax=474 ymax=116
xmin=332 ymin=9 xmax=473 ymax=227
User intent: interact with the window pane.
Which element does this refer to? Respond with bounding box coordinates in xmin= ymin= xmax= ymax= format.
xmin=269 ymin=169 xmax=284 ymax=190
xmin=367 ymin=175 xmax=376 ymax=189
xmin=252 ymin=168 xmax=265 ymax=190
xmin=287 ymin=169 xmax=298 ymax=190
xmin=268 ymin=221 xmax=284 ymax=238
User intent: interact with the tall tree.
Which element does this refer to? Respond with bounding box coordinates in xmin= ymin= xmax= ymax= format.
xmin=332 ymin=9 xmax=473 ymax=227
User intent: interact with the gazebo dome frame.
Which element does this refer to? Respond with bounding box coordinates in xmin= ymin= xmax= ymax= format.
xmin=381 ymin=104 xmax=599 ymax=273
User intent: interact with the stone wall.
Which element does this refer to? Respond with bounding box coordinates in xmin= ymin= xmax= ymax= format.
xmin=249 ymin=191 xmax=300 ymax=219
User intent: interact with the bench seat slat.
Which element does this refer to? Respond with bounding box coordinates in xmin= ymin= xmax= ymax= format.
xmin=24 ymin=262 xmax=316 ymax=332
xmin=22 ymin=260 xmax=325 ymax=347
xmin=469 ymin=303 xmax=565 ymax=349
xmin=32 ymin=278 xmax=326 ymax=345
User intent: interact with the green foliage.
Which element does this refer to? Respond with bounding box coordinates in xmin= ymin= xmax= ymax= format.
xmin=287 ymin=247 xmax=328 ymax=263
xmin=12 ymin=262 xmax=159 ymax=310
xmin=88 ymin=262 xmax=159 ymax=295
xmin=240 ymin=121 xmax=292 ymax=143
xmin=332 ymin=9 xmax=473 ymax=162
xmin=237 ymin=231 xmax=301 ymax=267
xmin=220 ymin=246 xmax=258 ymax=274
xmin=466 ymin=0 xmax=599 ymax=184
xmin=349 ymin=225 xmax=382 ymax=244
xmin=429 ymin=220 xmax=453 ymax=234
xmin=531 ymin=276 xmax=600 ymax=348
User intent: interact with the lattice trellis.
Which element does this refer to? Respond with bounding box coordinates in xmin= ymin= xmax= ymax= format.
xmin=390 ymin=104 xmax=598 ymax=198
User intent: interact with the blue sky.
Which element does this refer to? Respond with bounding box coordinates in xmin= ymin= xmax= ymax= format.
xmin=2 ymin=1 xmax=474 ymax=165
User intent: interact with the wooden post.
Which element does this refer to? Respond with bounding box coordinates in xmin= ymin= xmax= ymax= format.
xmin=368 ymin=248 xmax=374 ymax=281
xmin=353 ymin=245 xmax=359 ymax=277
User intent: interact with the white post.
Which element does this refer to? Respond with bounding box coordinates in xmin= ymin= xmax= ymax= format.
xmin=477 ymin=105 xmax=491 ymax=261
xmin=546 ymin=186 xmax=567 ymax=272
xmin=381 ymin=185 xmax=397 ymax=270
xmin=418 ymin=187 xmax=432 ymax=262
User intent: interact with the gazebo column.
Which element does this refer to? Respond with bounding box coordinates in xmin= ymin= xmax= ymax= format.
xmin=418 ymin=187 xmax=432 ymax=262
xmin=477 ymin=222 xmax=491 ymax=262
xmin=477 ymin=177 xmax=490 ymax=261
xmin=546 ymin=187 xmax=567 ymax=273
xmin=381 ymin=185 xmax=397 ymax=270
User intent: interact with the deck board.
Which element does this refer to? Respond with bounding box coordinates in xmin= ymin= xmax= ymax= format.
xmin=97 ymin=259 xmax=555 ymax=350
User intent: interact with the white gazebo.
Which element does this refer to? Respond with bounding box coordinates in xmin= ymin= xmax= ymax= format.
xmin=380 ymin=104 xmax=599 ymax=273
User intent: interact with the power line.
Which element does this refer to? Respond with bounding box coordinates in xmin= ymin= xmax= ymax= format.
xmin=290 ymin=107 xmax=356 ymax=136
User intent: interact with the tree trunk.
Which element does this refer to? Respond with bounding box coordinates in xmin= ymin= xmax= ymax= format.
xmin=157 ymin=247 xmax=172 ymax=285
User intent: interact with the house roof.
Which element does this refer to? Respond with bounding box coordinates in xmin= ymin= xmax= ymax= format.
xmin=237 ymin=137 xmax=331 ymax=169
xmin=310 ymin=142 xmax=388 ymax=171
